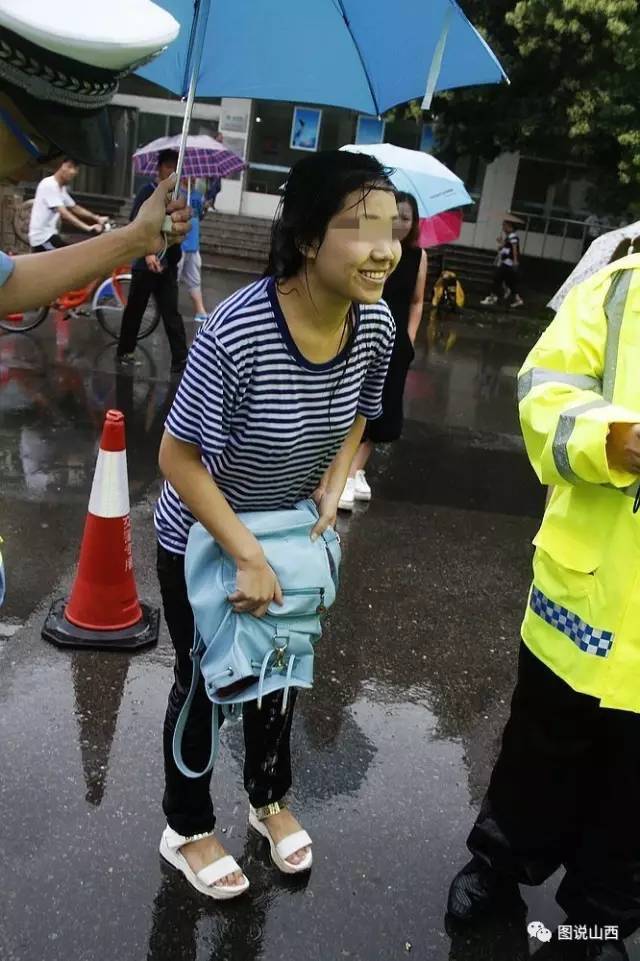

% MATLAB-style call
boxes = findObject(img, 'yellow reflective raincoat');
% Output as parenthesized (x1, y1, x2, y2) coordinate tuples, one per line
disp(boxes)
(518, 254, 640, 713)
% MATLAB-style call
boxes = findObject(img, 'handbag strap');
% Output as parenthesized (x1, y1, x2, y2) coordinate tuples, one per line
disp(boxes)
(172, 628, 222, 780)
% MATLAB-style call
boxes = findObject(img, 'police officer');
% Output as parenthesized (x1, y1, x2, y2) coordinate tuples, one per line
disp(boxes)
(447, 255, 640, 960)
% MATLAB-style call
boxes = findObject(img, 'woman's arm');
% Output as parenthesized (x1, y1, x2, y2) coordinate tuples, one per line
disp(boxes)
(158, 432, 283, 616)
(0, 174, 189, 315)
(311, 414, 367, 537)
(407, 250, 427, 345)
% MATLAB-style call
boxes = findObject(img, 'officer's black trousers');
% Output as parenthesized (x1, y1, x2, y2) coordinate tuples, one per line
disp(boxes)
(468, 643, 640, 937)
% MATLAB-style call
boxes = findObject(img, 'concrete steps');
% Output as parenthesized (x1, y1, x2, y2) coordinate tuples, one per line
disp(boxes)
(433, 245, 496, 289)
(200, 211, 272, 263)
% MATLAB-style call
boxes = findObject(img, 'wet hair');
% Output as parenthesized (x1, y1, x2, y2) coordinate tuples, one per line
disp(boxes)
(265, 149, 395, 280)
(158, 149, 179, 168)
(395, 191, 420, 249)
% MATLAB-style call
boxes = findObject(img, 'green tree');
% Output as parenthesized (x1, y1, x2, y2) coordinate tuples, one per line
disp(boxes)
(431, 0, 640, 215)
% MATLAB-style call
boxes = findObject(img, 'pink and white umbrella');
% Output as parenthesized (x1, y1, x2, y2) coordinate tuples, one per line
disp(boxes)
(418, 209, 463, 248)
(133, 134, 245, 178)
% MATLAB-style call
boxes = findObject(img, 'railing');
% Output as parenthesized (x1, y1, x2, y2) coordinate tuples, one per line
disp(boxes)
(510, 210, 590, 261)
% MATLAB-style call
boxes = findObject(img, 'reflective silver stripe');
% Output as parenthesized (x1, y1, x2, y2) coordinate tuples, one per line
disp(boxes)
(552, 398, 610, 483)
(603, 270, 632, 401)
(518, 368, 602, 404)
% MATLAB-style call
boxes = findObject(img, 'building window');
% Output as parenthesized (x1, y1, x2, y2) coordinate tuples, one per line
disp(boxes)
(246, 101, 357, 195)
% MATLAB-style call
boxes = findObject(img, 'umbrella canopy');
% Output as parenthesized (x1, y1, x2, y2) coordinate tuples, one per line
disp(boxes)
(132, 134, 245, 177)
(548, 221, 640, 312)
(340, 143, 472, 218)
(418, 210, 463, 249)
(137, 0, 507, 113)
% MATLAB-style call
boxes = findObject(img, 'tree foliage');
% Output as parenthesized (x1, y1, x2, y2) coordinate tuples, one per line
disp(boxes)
(429, 0, 640, 213)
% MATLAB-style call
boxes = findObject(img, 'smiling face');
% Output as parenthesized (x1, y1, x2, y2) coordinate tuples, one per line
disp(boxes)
(306, 186, 402, 304)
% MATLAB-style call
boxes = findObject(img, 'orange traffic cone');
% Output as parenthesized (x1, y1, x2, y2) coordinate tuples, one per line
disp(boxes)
(42, 409, 159, 650)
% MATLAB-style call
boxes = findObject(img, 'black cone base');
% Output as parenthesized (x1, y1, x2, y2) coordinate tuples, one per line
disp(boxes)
(42, 597, 159, 651)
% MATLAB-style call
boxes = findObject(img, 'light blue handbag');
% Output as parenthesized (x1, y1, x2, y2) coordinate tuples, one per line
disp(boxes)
(173, 499, 341, 778)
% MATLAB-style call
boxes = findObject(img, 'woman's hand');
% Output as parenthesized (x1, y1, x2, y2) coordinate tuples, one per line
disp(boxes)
(310, 483, 341, 541)
(228, 553, 284, 618)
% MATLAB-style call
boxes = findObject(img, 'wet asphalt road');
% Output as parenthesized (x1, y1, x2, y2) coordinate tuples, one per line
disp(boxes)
(0, 273, 636, 961)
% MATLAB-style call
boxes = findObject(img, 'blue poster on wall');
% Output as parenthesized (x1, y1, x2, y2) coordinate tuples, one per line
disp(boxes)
(356, 115, 386, 145)
(290, 107, 323, 152)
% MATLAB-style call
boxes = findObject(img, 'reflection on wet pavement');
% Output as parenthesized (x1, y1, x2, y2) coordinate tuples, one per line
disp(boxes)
(1, 276, 637, 960)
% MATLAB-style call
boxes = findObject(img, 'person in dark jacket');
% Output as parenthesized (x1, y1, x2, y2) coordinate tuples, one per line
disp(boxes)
(117, 149, 188, 373)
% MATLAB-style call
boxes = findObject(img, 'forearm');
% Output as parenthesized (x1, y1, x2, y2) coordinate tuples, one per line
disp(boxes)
(158, 433, 262, 564)
(0, 224, 146, 314)
(73, 205, 100, 223)
(60, 207, 92, 232)
(323, 415, 366, 491)
(408, 301, 424, 344)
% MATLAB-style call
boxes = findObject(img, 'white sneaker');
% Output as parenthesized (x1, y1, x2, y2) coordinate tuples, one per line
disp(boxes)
(509, 296, 524, 308)
(338, 478, 355, 511)
(353, 470, 371, 502)
(480, 294, 498, 306)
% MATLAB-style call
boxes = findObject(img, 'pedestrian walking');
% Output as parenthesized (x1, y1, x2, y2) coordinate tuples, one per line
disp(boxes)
(339, 191, 426, 509)
(154, 149, 399, 899)
(447, 255, 640, 961)
(481, 217, 524, 309)
(177, 182, 209, 323)
(116, 149, 188, 373)
(28, 158, 109, 251)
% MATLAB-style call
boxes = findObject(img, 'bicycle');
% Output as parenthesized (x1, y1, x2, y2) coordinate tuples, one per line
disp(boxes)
(0, 204, 160, 339)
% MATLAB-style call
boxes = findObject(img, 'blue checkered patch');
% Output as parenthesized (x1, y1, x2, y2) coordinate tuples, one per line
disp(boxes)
(530, 586, 614, 658)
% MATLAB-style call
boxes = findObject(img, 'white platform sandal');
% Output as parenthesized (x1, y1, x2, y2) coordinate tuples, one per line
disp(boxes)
(249, 801, 313, 875)
(160, 826, 250, 900)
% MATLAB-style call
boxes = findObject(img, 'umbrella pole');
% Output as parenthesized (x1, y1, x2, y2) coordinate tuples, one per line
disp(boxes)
(162, 0, 210, 233)
(174, 68, 198, 189)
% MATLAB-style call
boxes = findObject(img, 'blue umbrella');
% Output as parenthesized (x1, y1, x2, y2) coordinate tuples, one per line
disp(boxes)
(139, 0, 506, 112)
(140, 0, 506, 205)
(340, 144, 472, 218)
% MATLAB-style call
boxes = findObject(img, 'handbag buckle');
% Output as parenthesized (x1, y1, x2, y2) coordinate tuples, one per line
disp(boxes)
(272, 629, 289, 669)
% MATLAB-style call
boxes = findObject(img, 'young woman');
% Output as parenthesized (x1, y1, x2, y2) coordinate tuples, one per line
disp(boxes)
(154, 150, 401, 899)
(340, 191, 427, 508)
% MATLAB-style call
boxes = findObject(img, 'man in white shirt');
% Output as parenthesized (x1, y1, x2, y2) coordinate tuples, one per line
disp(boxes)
(28, 158, 108, 251)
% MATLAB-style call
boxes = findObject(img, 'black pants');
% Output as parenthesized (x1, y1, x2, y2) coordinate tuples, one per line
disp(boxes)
(157, 544, 298, 838)
(468, 643, 640, 937)
(492, 264, 520, 301)
(117, 267, 187, 365)
(364, 337, 414, 444)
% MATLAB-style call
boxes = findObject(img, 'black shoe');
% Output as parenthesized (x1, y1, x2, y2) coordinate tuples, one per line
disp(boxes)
(446, 856, 526, 924)
(584, 940, 629, 961)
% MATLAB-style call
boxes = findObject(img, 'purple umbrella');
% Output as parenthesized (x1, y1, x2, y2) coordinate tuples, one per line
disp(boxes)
(132, 133, 245, 178)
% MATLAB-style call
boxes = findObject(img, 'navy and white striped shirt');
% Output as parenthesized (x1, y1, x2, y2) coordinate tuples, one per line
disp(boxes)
(155, 276, 395, 553)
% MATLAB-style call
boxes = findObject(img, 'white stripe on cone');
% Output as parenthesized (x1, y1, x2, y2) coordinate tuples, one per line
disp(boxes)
(88, 449, 130, 518)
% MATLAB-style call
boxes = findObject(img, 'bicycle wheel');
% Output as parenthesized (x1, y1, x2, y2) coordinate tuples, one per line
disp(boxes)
(0, 305, 50, 333)
(93, 273, 160, 341)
